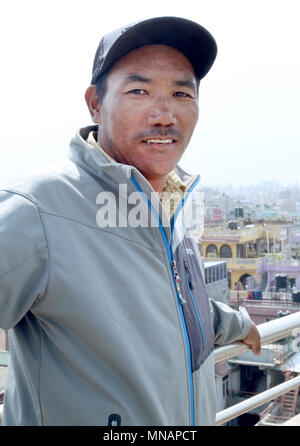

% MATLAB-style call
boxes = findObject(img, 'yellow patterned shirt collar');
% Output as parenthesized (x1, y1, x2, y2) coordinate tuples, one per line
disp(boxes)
(87, 131, 186, 219)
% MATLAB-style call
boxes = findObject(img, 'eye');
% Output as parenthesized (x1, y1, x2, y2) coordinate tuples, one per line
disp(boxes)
(174, 91, 192, 98)
(128, 89, 147, 95)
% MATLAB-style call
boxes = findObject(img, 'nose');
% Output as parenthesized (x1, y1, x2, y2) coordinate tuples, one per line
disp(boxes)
(147, 98, 177, 127)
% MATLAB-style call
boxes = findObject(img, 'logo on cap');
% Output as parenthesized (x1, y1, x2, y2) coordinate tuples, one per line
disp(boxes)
(121, 26, 132, 34)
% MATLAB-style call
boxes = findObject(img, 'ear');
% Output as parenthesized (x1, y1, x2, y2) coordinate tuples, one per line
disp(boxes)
(85, 85, 102, 123)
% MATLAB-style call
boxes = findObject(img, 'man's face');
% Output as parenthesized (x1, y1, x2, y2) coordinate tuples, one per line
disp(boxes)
(92, 44, 199, 183)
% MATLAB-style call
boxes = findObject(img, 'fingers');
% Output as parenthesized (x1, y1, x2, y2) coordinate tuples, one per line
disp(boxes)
(251, 341, 262, 356)
(242, 321, 262, 356)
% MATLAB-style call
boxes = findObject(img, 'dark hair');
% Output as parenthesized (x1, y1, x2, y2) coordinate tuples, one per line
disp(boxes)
(96, 70, 200, 104)
(96, 70, 110, 104)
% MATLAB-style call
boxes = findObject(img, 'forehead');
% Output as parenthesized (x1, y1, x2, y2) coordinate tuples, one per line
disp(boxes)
(108, 44, 196, 79)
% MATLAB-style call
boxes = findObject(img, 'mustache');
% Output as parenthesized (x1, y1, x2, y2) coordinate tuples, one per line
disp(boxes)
(136, 128, 182, 140)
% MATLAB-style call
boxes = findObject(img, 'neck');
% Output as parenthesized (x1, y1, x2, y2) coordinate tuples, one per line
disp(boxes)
(145, 175, 167, 195)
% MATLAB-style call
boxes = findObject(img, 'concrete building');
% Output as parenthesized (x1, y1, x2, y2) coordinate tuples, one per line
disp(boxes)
(203, 260, 229, 304)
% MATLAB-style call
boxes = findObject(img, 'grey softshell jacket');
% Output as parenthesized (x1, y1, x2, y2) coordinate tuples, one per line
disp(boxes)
(0, 126, 252, 426)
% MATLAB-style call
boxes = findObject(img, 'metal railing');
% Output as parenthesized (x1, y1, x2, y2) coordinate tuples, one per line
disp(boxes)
(1, 312, 300, 426)
(214, 311, 300, 363)
(215, 311, 300, 425)
(216, 375, 300, 425)
(243, 299, 300, 310)
(230, 293, 300, 310)
(204, 257, 259, 266)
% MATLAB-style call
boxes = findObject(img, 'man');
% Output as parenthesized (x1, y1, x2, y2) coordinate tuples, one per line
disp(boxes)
(0, 17, 260, 426)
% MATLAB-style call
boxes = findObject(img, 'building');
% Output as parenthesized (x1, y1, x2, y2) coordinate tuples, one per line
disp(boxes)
(199, 221, 295, 291)
(203, 260, 229, 304)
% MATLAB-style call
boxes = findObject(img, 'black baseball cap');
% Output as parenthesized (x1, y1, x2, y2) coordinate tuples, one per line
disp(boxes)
(91, 16, 217, 85)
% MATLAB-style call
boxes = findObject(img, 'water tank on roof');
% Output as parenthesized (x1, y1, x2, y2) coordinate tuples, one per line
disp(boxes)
(275, 274, 287, 289)
(292, 291, 300, 303)
(235, 207, 244, 218)
(227, 221, 237, 230)
(288, 277, 296, 287)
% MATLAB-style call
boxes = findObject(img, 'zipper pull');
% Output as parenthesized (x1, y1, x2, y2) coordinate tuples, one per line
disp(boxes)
(184, 259, 195, 290)
(171, 261, 187, 305)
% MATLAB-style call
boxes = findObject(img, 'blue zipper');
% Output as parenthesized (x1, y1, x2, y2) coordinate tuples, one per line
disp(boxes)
(130, 175, 195, 426)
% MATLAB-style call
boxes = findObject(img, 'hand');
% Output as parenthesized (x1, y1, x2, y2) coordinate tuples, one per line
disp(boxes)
(242, 321, 261, 356)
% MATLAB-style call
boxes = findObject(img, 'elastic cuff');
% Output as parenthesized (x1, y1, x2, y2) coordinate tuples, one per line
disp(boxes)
(238, 306, 253, 339)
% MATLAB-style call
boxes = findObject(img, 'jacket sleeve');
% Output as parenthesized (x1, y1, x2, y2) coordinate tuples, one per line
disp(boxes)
(0, 190, 48, 329)
(209, 298, 252, 346)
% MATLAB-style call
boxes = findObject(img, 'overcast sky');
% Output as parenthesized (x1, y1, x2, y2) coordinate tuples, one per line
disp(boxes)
(0, 0, 299, 189)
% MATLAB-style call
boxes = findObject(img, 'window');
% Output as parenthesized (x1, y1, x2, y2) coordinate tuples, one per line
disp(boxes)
(220, 263, 226, 280)
(236, 244, 244, 258)
(208, 267, 212, 284)
(206, 244, 218, 257)
(212, 267, 216, 283)
(220, 245, 232, 258)
(205, 268, 209, 284)
(222, 375, 229, 397)
(216, 265, 220, 281)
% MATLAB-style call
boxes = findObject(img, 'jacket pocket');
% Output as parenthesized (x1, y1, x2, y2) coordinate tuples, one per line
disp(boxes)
(183, 258, 206, 346)
(173, 237, 215, 372)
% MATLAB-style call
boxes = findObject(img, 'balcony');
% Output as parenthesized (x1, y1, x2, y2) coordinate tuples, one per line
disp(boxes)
(201, 226, 264, 244)
(215, 311, 300, 425)
(1, 312, 300, 426)
(230, 292, 300, 309)
(204, 257, 259, 271)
